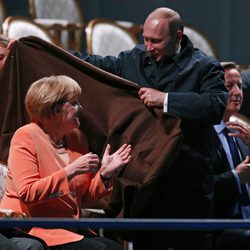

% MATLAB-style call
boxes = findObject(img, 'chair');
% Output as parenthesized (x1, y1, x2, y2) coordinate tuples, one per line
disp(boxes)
(2, 16, 57, 45)
(85, 18, 139, 56)
(116, 20, 143, 43)
(29, 0, 84, 50)
(0, 0, 6, 33)
(184, 25, 218, 58)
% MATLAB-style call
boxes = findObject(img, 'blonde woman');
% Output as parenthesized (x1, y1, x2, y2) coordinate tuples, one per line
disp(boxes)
(0, 75, 131, 249)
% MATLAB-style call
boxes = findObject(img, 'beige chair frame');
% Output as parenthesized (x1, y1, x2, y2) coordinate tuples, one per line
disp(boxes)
(28, 0, 84, 50)
(2, 16, 58, 45)
(85, 18, 139, 55)
(184, 24, 218, 58)
(29, 0, 84, 23)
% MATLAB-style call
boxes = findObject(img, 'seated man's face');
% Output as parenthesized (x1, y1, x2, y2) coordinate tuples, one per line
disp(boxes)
(224, 68, 243, 115)
(0, 45, 9, 69)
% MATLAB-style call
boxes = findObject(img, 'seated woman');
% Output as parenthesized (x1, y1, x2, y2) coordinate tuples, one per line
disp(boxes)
(0, 75, 131, 250)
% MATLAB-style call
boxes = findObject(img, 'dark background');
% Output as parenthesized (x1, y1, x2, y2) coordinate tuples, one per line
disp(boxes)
(3, 0, 250, 63)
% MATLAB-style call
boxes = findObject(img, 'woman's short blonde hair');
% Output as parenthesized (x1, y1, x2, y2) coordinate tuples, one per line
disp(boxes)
(25, 75, 81, 121)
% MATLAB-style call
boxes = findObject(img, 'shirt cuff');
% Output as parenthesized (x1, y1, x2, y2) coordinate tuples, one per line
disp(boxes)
(232, 169, 243, 193)
(163, 93, 168, 113)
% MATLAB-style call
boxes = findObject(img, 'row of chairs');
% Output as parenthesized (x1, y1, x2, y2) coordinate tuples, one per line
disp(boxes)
(0, 0, 84, 51)
(0, 0, 218, 57)
(1, 15, 218, 58)
(2, 15, 83, 51)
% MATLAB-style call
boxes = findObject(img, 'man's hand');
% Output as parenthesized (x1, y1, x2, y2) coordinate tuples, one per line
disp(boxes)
(226, 121, 250, 146)
(138, 87, 165, 108)
(235, 156, 250, 183)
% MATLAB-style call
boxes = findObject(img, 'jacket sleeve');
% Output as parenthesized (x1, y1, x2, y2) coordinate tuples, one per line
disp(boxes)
(214, 170, 239, 202)
(81, 171, 112, 207)
(72, 50, 123, 77)
(167, 57, 228, 124)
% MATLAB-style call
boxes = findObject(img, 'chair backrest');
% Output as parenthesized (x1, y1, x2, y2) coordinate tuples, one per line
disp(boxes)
(29, 0, 83, 23)
(0, 0, 6, 33)
(29, 0, 84, 50)
(184, 25, 218, 58)
(2, 16, 57, 45)
(116, 20, 143, 42)
(86, 20, 217, 58)
(86, 18, 139, 56)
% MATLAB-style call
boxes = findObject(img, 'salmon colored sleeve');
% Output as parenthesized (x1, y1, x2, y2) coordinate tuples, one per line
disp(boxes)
(81, 171, 112, 207)
(8, 129, 71, 204)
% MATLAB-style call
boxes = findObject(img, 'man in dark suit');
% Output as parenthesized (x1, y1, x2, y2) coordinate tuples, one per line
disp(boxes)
(212, 62, 250, 250)
(73, 7, 228, 250)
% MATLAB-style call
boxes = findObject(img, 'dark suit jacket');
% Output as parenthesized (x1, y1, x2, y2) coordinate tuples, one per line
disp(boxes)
(77, 35, 228, 220)
(211, 127, 250, 219)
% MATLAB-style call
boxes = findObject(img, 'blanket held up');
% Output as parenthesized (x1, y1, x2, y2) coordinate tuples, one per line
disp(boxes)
(0, 37, 182, 218)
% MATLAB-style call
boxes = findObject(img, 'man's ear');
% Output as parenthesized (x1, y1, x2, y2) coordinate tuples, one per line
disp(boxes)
(176, 30, 183, 42)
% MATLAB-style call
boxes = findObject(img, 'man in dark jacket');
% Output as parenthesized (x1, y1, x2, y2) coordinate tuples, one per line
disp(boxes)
(74, 7, 228, 250)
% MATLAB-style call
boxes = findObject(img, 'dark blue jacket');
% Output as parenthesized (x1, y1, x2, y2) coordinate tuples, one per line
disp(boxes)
(73, 35, 228, 219)
(77, 35, 227, 123)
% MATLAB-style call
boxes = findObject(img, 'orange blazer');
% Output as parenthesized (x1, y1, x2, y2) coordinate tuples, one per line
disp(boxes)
(0, 123, 110, 246)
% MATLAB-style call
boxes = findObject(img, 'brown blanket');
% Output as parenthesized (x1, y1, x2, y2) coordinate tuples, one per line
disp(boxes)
(0, 37, 182, 217)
